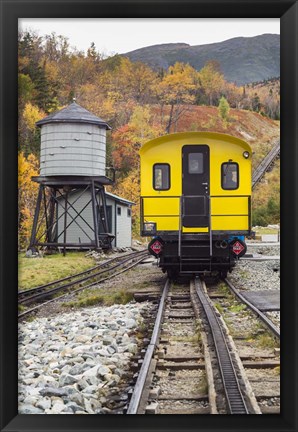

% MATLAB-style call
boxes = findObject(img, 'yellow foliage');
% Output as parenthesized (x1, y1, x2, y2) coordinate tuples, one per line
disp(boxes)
(22, 103, 45, 131)
(18, 152, 40, 249)
(156, 62, 197, 105)
(199, 61, 225, 105)
(43, 59, 59, 82)
(110, 169, 141, 236)
(129, 106, 162, 144)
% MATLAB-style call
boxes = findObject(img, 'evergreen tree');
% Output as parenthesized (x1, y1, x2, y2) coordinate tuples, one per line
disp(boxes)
(218, 96, 230, 121)
(252, 93, 261, 112)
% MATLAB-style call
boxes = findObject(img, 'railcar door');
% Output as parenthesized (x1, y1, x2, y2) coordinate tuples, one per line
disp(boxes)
(182, 145, 210, 227)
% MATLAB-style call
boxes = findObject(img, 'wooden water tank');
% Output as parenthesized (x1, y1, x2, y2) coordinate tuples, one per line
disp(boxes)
(36, 102, 111, 176)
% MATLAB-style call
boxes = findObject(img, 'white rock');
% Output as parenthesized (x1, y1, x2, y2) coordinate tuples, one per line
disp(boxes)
(97, 365, 111, 377)
(82, 365, 100, 378)
(59, 373, 78, 386)
(82, 385, 98, 394)
(19, 404, 44, 414)
(126, 318, 137, 328)
(36, 397, 51, 410)
(23, 395, 39, 405)
(50, 403, 65, 414)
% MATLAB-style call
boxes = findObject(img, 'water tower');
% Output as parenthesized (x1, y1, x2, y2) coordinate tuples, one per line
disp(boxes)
(28, 101, 115, 254)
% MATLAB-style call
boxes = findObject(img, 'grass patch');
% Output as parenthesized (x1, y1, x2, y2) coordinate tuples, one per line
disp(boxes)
(172, 334, 201, 343)
(214, 302, 224, 314)
(217, 283, 230, 296)
(18, 252, 96, 289)
(62, 289, 134, 309)
(229, 303, 247, 313)
(244, 321, 280, 349)
(254, 227, 279, 235)
(198, 376, 208, 395)
(238, 270, 250, 278)
(131, 280, 156, 291)
(255, 333, 278, 349)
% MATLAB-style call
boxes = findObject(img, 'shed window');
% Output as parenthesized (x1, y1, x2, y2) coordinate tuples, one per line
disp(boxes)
(117, 207, 121, 216)
(153, 164, 170, 190)
(188, 153, 203, 174)
(127, 208, 131, 217)
(221, 162, 239, 190)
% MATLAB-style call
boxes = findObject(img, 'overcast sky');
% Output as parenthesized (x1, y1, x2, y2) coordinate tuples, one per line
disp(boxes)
(19, 18, 280, 55)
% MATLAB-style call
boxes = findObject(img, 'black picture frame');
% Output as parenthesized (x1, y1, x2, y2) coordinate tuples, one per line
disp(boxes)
(1, 1, 297, 431)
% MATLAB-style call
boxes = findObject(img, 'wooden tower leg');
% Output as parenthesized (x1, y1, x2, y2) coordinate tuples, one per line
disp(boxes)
(47, 188, 56, 244)
(28, 184, 43, 252)
(63, 191, 68, 256)
(91, 180, 100, 250)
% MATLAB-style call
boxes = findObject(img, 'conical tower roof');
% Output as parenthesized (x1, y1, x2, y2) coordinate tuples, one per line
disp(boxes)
(36, 102, 111, 129)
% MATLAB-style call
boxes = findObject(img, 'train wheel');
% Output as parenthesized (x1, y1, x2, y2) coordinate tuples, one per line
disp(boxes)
(220, 271, 228, 279)
(167, 270, 179, 281)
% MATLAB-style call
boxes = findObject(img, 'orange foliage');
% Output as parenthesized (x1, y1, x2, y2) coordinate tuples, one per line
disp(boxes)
(112, 124, 140, 173)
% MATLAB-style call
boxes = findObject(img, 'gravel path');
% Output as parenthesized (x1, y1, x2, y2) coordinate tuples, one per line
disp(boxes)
(18, 302, 152, 414)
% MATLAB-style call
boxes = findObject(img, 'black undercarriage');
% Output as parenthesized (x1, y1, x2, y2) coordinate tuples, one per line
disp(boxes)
(148, 233, 247, 279)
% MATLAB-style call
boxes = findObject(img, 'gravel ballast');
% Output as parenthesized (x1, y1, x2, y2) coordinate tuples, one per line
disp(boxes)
(229, 241, 280, 329)
(229, 242, 280, 292)
(18, 302, 152, 414)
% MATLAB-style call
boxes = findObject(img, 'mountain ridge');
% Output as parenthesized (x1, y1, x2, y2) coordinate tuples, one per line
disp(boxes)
(123, 34, 280, 85)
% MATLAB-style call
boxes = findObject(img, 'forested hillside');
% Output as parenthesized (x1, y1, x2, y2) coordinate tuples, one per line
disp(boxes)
(18, 31, 280, 248)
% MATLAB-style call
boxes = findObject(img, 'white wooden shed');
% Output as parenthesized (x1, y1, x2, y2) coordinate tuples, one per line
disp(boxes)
(56, 190, 134, 249)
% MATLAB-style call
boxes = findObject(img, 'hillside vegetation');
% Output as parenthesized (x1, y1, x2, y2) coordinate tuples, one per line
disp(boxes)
(18, 31, 280, 248)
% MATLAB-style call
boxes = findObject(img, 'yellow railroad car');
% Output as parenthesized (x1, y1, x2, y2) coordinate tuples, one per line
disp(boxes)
(140, 132, 252, 278)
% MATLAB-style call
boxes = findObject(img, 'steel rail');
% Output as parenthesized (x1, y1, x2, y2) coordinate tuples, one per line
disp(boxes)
(252, 140, 280, 189)
(19, 250, 146, 296)
(224, 278, 280, 338)
(18, 254, 148, 319)
(194, 277, 249, 414)
(19, 251, 147, 305)
(127, 279, 170, 414)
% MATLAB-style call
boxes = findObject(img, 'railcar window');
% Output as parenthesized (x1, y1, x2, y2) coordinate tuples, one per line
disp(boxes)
(153, 164, 170, 190)
(221, 162, 239, 189)
(188, 153, 203, 174)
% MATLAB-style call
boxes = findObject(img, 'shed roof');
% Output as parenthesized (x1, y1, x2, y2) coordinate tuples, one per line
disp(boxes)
(36, 102, 111, 129)
(106, 192, 135, 206)
(56, 190, 135, 206)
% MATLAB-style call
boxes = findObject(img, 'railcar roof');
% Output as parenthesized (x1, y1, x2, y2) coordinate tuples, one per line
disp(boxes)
(140, 132, 251, 153)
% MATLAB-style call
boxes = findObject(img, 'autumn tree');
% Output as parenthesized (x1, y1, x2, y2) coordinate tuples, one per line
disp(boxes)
(198, 60, 225, 106)
(110, 168, 141, 237)
(97, 57, 156, 108)
(18, 102, 45, 155)
(155, 62, 198, 133)
(112, 105, 161, 175)
(221, 82, 242, 108)
(19, 31, 60, 113)
(18, 152, 40, 249)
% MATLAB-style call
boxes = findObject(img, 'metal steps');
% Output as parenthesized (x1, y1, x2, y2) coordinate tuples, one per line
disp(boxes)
(178, 195, 213, 274)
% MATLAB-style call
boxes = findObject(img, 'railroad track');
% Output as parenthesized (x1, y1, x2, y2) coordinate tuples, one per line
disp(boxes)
(18, 249, 148, 319)
(205, 277, 280, 414)
(224, 278, 280, 338)
(127, 277, 257, 414)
